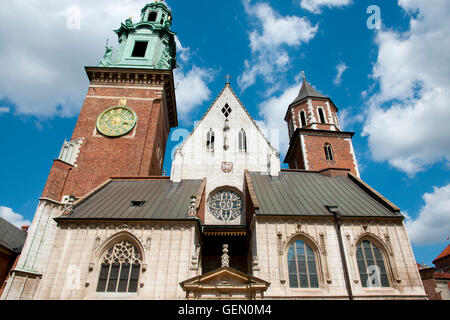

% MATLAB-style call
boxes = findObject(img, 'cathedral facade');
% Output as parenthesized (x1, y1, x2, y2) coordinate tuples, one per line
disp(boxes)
(1, 2, 426, 300)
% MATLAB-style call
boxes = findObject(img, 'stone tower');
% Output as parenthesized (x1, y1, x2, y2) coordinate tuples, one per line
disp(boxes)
(284, 74, 360, 177)
(1, 2, 178, 299)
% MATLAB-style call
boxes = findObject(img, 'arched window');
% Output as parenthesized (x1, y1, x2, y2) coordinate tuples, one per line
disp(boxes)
(287, 240, 319, 288)
(324, 144, 334, 161)
(318, 108, 326, 124)
(238, 129, 247, 152)
(206, 129, 215, 152)
(96, 240, 142, 293)
(356, 240, 390, 288)
(299, 110, 307, 127)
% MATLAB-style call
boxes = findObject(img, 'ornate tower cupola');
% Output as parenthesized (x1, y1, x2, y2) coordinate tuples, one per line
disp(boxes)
(284, 74, 360, 177)
(98, 1, 176, 70)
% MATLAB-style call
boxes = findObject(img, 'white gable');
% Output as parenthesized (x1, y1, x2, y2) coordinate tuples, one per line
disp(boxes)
(171, 84, 280, 225)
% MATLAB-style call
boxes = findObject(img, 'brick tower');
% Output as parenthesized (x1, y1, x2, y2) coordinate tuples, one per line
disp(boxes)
(2, 2, 178, 296)
(284, 74, 360, 176)
(43, 2, 178, 202)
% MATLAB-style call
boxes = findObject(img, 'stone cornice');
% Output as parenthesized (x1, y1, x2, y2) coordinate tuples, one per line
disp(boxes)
(85, 66, 177, 128)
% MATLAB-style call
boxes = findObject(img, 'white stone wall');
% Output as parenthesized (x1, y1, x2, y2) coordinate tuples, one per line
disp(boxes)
(252, 217, 426, 299)
(436, 280, 450, 300)
(171, 85, 279, 225)
(33, 221, 200, 300)
(1, 199, 62, 300)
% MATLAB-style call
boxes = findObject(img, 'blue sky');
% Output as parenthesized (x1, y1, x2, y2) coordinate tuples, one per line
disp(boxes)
(0, 0, 449, 266)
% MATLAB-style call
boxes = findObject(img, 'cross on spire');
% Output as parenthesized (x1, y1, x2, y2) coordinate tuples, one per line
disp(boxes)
(301, 70, 306, 80)
(225, 74, 232, 84)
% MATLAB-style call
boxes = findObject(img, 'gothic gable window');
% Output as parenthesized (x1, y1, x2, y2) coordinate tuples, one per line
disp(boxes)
(318, 108, 326, 124)
(356, 240, 390, 288)
(208, 189, 243, 222)
(324, 144, 334, 161)
(96, 240, 142, 293)
(287, 240, 319, 288)
(299, 110, 307, 127)
(238, 129, 247, 152)
(221, 103, 232, 118)
(206, 128, 215, 152)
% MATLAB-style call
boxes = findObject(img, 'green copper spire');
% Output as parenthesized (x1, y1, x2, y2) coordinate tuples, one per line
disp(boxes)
(97, 1, 177, 70)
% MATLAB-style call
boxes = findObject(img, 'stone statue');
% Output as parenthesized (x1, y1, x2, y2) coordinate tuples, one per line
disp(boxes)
(97, 46, 114, 67)
(221, 244, 230, 267)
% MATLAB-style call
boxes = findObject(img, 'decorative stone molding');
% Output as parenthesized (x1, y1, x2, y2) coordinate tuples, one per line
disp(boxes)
(384, 233, 394, 256)
(187, 196, 197, 217)
(190, 243, 201, 271)
(319, 232, 327, 256)
(252, 256, 260, 272)
(145, 237, 152, 251)
(277, 232, 283, 256)
(221, 244, 230, 268)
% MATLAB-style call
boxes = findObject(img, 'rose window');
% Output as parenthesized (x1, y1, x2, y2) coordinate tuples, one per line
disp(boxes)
(208, 190, 243, 222)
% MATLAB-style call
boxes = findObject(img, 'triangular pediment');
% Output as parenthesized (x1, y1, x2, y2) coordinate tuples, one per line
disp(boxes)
(177, 84, 277, 152)
(180, 267, 269, 290)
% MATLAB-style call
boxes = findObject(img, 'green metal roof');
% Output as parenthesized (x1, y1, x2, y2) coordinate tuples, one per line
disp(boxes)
(249, 171, 403, 218)
(58, 179, 203, 221)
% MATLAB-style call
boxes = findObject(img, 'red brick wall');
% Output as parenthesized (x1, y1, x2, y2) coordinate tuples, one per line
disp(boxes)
(287, 132, 358, 175)
(289, 99, 339, 133)
(287, 136, 305, 170)
(303, 134, 357, 175)
(41, 160, 73, 201)
(41, 83, 171, 201)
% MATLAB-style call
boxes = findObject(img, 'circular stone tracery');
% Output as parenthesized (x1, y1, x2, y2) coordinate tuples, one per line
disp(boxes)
(208, 190, 243, 222)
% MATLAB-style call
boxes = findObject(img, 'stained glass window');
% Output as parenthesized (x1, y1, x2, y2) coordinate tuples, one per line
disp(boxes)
(287, 240, 319, 288)
(208, 190, 243, 222)
(356, 240, 389, 287)
(96, 240, 142, 293)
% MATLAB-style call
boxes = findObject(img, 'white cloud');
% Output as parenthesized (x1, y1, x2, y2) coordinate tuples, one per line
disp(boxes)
(172, 36, 213, 124)
(175, 36, 191, 63)
(338, 107, 363, 131)
(174, 67, 213, 123)
(0, 206, 31, 229)
(405, 184, 450, 245)
(0, 107, 9, 114)
(258, 83, 301, 154)
(333, 62, 348, 85)
(0, 0, 183, 119)
(300, 0, 352, 14)
(238, 0, 317, 91)
(362, 0, 450, 175)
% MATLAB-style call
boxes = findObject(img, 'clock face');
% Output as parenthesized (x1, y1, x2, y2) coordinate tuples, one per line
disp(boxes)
(96, 107, 137, 137)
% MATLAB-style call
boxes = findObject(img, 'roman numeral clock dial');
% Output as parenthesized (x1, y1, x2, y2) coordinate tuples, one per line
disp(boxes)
(96, 106, 137, 137)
